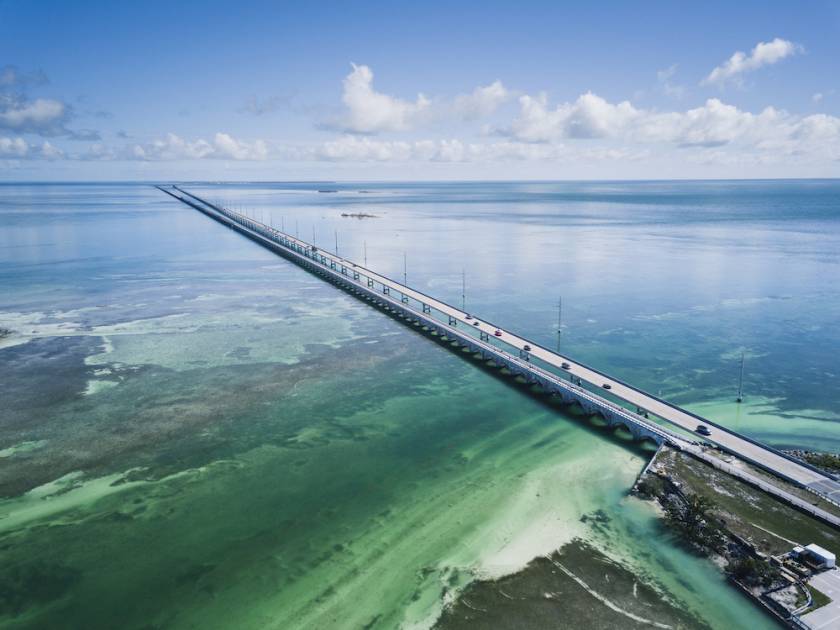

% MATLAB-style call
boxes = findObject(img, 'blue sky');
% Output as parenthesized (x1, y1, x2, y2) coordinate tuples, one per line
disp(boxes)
(1, 0, 839, 180)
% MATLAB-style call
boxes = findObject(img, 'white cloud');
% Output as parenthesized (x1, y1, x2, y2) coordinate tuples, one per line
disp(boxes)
(303, 135, 648, 164)
(0, 67, 97, 139)
(0, 97, 68, 134)
(510, 92, 640, 142)
(812, 92, 824, 104)
(213, 132, 268, 160)
(136, 132, 267, 160)
(339, 63, 430, 133)
(0, 136, 63, 159)
(84, 132, 269, 161)
(703, 38, 802, 86)
(501, 90, 840, 163)
(453, 80, 509, 119)
(334, 65, 508, 132)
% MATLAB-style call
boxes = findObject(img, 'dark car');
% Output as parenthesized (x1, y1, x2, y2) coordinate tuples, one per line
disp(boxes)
(465, 314, 473, 320)
(695, 424, 711, 436)
(494, 330, 503, 337)
(561, 362, 570, 369)
(602, 383, 612, 390)
(523, 344, 531, 351)
(473, 321, 480, 326)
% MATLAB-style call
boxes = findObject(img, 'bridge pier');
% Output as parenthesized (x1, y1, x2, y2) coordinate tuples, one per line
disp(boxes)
(165, 186, 681, 454)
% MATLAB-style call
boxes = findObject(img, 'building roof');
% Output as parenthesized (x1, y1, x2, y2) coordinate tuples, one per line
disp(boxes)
(805, 543, 836, 561)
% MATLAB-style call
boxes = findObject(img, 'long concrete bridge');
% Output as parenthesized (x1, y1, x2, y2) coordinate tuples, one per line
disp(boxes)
(158, 185, 840, 523)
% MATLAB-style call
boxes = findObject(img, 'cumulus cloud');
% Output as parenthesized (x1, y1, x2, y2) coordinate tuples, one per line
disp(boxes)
(0, 136, 63, 159)
(330, 65, 511, 131)
(453, 80, 509, 119)
(0, 66, 98, 139)
(301, 135, 648, 164)
(500, 90, 840, 162)
(338, 63, 430, 133)
(0, 95, 70, 135)
(86, 132, 269, 161)
(510, 92, 640, 142)
(703, 38, 802, 86)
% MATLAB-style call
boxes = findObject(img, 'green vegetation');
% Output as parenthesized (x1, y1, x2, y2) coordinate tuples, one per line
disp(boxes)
(803, 453, 840, 473)
(634, 474, 666, 498)
(653, 448, 840, 557)
(726, 557, 777, 589)
(808, 585, 832, 612)
(662, 492, 725, 552)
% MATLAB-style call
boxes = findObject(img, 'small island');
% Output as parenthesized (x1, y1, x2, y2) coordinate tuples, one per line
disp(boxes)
(340, 212, 378, 219)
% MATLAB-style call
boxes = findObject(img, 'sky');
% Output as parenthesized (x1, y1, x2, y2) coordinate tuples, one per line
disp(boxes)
(1, 0, 839, 180)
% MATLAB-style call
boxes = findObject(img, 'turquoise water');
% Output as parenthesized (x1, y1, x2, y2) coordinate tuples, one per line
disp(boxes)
(1, 180, 838, 628)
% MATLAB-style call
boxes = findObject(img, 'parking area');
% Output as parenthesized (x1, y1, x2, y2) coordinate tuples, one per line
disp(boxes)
(801, 568, 840, 629)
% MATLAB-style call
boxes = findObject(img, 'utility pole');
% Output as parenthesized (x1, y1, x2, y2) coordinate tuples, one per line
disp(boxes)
(312, 226, 316, 245)
(295, 220, 299, 238)
(403, 252, 407, 285)
(281, 216, 285, 232)
(335, 230, 339, 255)
(557, 296, 562, 353)
(461, 269, 466, 312)
(736, 351, 745, 403)
(364, 241, 367, 267)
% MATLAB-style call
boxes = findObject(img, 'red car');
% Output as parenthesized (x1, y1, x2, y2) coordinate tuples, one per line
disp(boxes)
(494, 330, 502, 337)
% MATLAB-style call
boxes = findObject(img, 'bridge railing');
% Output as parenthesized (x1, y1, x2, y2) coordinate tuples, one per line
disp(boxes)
(183, 191, 693, 448)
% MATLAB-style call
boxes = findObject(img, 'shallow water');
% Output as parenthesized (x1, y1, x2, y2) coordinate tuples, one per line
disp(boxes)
(2, 180, 838, 628)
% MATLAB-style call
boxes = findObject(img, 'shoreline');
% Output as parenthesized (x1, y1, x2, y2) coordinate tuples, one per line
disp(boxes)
(633, 445, 840, 628)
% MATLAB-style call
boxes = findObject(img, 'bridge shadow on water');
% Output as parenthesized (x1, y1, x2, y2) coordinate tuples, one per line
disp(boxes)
(302, 260, 659, 465)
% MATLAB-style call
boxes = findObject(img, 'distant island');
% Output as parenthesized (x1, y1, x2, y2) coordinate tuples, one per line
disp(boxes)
(341, 212, 378, 219)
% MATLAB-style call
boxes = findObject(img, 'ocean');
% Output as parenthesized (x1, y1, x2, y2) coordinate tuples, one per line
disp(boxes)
(1, 179, 838, 628)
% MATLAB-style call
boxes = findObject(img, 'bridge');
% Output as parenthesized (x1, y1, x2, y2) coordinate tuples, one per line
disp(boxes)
(158, 185, 840, 524)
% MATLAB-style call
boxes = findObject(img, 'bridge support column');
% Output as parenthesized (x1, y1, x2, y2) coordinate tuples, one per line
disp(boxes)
(448, 316, 457, 325)
(383, 286, 390, 295)
(422, 303, 431, 313)
(353, 271, 360, 280)
(480, 331, 489, 341)
(368, 278, 374, 287)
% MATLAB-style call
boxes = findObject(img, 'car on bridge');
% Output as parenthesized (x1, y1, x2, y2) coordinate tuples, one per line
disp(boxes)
(494, 330, 503, 337)
(561, 362, 570, 369)
(695, 424, 712, 436)
(602, 383, 612, 390)
(523, 344, 531, 351)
